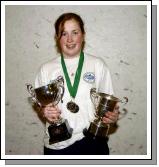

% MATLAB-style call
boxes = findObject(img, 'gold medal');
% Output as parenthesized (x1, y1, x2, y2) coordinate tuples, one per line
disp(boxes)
(67, 101, 79, 113)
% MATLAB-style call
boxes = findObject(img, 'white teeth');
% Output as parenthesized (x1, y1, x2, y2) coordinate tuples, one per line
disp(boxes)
(66, 44, 76, 49)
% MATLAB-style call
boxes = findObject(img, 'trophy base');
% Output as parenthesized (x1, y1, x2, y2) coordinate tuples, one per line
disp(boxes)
(48, 119, 72, 144)
(87, 121, 109, 139)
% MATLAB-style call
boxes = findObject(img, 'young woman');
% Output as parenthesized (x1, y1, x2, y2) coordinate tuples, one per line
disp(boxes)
(35, 13, 119, 155)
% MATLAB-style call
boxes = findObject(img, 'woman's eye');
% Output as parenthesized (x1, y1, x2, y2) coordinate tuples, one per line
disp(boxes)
(62, 32, 67, 36)
(73, 31, 78, 35)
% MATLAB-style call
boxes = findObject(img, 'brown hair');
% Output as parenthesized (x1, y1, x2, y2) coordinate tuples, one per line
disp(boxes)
(54, 12, 85, 53)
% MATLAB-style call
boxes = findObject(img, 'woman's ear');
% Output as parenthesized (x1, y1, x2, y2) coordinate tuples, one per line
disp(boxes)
(83, 34, 85, 41)
(82, 34, 86, 50)
(54, 34, 58, 41)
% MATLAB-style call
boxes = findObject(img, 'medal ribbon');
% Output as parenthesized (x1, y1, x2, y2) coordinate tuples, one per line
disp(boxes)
(61, 51, 84, 98)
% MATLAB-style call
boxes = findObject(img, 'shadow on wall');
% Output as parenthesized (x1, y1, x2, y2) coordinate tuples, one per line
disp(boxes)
(27, 97, 46, 124)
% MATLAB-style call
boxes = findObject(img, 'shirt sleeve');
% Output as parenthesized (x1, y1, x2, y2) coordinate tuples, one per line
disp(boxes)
(34, 65, 47, 88)
(95, 58, 114, 95)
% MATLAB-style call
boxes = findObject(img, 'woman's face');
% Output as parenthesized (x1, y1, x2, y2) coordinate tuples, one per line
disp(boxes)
(59, 19, 84, 58)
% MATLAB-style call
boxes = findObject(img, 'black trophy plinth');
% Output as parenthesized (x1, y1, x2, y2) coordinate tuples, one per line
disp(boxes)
(87, 122, 109, 138)
(48, 121, 72, 144)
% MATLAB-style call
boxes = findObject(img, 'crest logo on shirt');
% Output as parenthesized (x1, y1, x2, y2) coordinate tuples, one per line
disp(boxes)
(83, 72, 95, 83)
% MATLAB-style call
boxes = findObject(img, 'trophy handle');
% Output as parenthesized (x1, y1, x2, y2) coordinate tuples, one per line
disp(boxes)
(117, 97, 128, 120)
(120, 97, 128, 104)
(52, 76, 65, 106)
(26, 83, 42, 107)
(118, 108, 128, 120)
(90, 88, 100, 117)
(57, 76, 65, 103)
(51, 76, 64, 124)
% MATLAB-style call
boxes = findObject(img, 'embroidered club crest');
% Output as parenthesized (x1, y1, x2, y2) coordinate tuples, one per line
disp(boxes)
(83, 72, 95, 83)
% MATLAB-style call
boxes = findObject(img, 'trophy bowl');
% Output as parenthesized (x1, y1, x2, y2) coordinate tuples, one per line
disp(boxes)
(26, 76, 73, 144)
(33, 83, 59, 106)
(87, 88, 128, 138)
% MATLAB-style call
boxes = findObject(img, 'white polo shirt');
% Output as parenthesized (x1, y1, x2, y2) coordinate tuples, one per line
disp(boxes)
(35, 52, 114, 150)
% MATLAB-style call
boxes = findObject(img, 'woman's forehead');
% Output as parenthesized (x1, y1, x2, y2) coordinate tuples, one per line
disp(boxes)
(63, 19, 80, 30)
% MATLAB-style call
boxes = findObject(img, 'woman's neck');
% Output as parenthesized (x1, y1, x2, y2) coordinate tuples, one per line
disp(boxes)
(62, 52, 81, 59)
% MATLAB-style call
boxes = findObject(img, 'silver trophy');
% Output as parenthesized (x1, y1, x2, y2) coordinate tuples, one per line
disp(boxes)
(87, 88, 128, 138)
(26, 76, 72, 144)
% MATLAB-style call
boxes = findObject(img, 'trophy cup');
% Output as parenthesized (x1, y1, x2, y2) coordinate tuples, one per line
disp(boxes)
(26, 76, 73, 144)
(87, 88, 128, 138)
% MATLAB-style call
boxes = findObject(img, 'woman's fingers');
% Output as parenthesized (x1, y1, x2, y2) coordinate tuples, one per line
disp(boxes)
(42, 104, 61, 123)
(102, 111, 119, 124)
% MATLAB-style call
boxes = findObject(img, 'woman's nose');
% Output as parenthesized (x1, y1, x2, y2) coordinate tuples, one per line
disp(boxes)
(67, 35, 73, 42)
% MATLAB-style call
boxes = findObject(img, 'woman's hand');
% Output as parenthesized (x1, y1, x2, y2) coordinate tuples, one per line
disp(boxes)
(41, 103, 61, 123)
(102, 104, 119, 124)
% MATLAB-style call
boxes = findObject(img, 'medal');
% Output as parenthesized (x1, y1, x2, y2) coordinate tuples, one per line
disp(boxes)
(67, 101, 79, 113)
(61, 51, 84, 113)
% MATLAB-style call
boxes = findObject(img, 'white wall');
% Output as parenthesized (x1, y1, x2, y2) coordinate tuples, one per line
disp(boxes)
(5, 5, 147, 155)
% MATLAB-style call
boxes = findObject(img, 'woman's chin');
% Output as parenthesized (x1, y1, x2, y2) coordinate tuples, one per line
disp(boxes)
(63, 50, 80, 58)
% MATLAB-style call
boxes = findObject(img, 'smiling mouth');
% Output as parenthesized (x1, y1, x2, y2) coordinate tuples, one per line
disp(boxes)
(66, 44, 76, 49)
